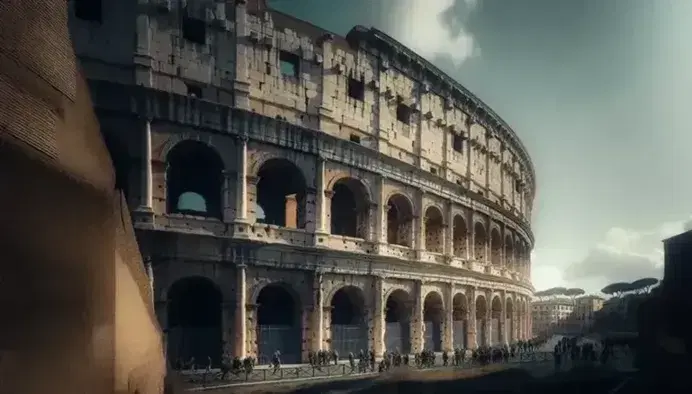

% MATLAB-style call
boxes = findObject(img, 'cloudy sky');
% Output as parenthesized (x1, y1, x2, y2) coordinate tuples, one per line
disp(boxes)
(268, 0, 692, 294)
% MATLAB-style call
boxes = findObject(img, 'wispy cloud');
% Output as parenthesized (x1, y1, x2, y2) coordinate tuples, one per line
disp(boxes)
(388, 0, 480, 67)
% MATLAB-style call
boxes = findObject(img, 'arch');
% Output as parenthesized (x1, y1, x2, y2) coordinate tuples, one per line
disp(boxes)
(256, 158, 308, 229)
(506, 298, 515, 343)
(473, 222, 487, 262)
(490, 295, 503, 346)
(330, 177, 371, 238)
(504, 234, 514, 271)
(166, 140, 224, 218)
(490, 228, 502, 267)
(452, 292, 469, 348)
(515, 242, 525, 275)
(166, 276, 223, 368)
(330, 286, 368, 357)
(475, 294, 487, 346)
(102, 133, 132, 202)
(256, 283, 302, 364)
(423, 292, 444, 351)
(386, 194, 414, 247)
(452, 215, 468, 258)
(424, 206, 444, 253)
(384, 289, 412, 354)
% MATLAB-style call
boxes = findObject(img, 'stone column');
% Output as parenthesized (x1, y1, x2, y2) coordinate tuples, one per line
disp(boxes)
(467, 288, 477, 349)
(485, 132, 491, 190)
(314, 157, 328, 234)
(222, 170, 236, 222)
(301, 307, 312, 362)
(499, 291, 506, 346)
(371, 277, 385, 357)
(375, 177, 387, 246)
(443, 284, 454, 351)
(415, 213, 425, 254)
(246, 304, 257, 358)
(322, 306, 333, 351)
(234, 264, 247, 358)
(136, 118, 153, 214)
(311, 273, 324, 351)
(444, 201, 454, 258)
(236, 137, 249, 222)
(411, 281, 423, 354)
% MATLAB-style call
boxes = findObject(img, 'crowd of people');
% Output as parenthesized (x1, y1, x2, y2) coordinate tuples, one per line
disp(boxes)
(177, 337, 555, 383)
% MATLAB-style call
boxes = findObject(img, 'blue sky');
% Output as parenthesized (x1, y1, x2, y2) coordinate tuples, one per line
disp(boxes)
(268, 0, 692, 293)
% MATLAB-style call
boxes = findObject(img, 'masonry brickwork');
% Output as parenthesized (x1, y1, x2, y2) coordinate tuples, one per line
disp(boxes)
(68, 0, 536, 363)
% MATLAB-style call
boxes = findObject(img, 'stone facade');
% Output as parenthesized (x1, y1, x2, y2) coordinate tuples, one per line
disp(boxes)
(68, 0, 535, 364)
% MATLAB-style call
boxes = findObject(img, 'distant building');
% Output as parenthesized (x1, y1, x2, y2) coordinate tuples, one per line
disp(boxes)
(574, 295, 605, 331)
(531, 298, 575, 336)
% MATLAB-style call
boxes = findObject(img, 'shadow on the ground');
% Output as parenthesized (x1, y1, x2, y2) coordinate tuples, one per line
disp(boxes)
(286, 365, 628, 394)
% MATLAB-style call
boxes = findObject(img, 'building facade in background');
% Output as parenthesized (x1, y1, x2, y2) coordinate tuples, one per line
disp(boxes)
(68, 0, 536, 365)
(532, 295, 604, 336)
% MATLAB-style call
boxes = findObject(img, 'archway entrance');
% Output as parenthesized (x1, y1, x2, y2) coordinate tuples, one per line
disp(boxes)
(166, 140, 224, 218)
(386, 194, 414, 247)
(167, 277, 222, 368)
(256, 159, 307, 228)
(384, 289, 412, 354)
(424, 207, 444, 253)
(491, 296, 502, 346)
(474, 222, 487, 262)
(330, 178, 370, 238)
(330, 286, 368, 357)
(423, 292, 444, 351)
(452, 293, 468, 349)
(475, 295, 487, 347)
(256, 284, 302, 364)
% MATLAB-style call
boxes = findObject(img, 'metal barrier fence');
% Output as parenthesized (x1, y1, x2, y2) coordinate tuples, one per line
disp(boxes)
(184, 351, 558, 386)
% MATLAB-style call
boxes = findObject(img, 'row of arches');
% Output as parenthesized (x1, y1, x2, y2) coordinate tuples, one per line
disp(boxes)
(165, 276, 529, 366)
(111, 139, 531, 267)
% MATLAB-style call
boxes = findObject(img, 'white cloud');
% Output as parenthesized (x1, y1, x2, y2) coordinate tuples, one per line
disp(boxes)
(388, 0, 480, 67)
(563, 218, 692, 291)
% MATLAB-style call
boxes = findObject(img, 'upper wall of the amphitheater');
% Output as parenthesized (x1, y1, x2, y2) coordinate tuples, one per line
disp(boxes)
(67, 0, 536, 223)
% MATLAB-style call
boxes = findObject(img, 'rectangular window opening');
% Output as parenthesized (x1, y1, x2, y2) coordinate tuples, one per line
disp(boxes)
(186, 84, 203, 98)
(183, 14, 207, 45)
(452, 134, 464, 153)
(430, 167, 438, 175)
(348, 78, 365, 101)
(396, 102, 412, 124)
(349, 134, 362, 144)
(74, 0, 103, 23)
(279, 51, 300, 78)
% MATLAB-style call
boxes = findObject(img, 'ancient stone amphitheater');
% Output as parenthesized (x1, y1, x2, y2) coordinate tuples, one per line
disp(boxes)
(68, 0, 535, 365)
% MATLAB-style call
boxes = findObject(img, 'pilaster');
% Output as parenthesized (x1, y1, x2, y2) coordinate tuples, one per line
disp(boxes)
(443, 283, 454, 351)
(314, 157, 327, 235)
(234, 264, 247, 358)
(371, 277, 385, 357)
(311, 272, 324, 351)
(467, 287, 477, 349)
(444, 201, 454, 258)
(134, 118, 154, 222)
(235, 136, 249, 222)
(411, 280, 423, 353)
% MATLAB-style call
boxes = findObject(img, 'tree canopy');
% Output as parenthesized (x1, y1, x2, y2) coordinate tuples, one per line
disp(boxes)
(601, 277, 660, 296)
(534, 286, 585, 299)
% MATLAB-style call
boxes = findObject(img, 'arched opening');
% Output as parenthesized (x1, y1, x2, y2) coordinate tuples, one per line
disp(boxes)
(506, 299, 515, 343)
(452, 215, 468, 258)
(517, 242, 526, 276)
(490, 296, 503, 346)
(504, 235, 514, 271)
(475, 295, 487, 347)
(166, 140, 224, 218)
(330, 178, 370, 238)
(102, 133, 132, 202)
(424, 206, 444, 253)
(473, 222, 487, 262)
(384, 289, 412, 353)
(256, 284, 302, 364)
(423, 292, 444, 352)
(386, 194, 414, 247)
(452, 293, 468, 349)
(330, 286, 368, 357)
(167, 277, 223, 368)
(490, 228, 502, 267)
(256, 159, 307, 228)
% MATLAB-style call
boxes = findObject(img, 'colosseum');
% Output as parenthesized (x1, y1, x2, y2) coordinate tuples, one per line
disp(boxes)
(68, 0, 535, 365)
